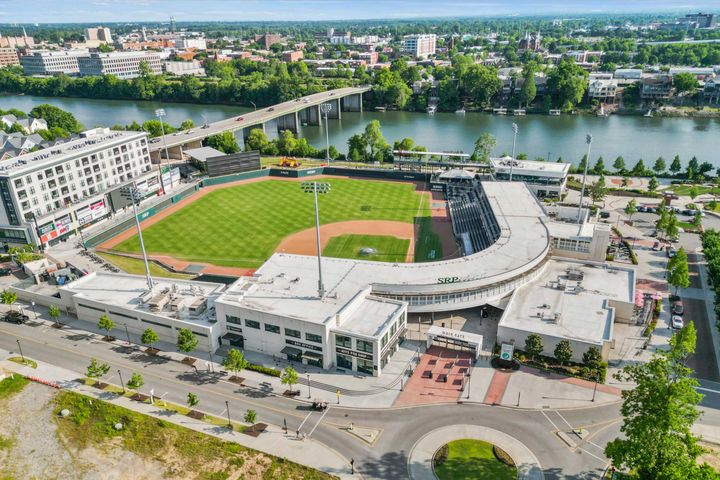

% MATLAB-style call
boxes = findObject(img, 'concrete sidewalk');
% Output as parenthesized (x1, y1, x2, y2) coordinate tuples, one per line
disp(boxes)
(0, 351, 359, 479)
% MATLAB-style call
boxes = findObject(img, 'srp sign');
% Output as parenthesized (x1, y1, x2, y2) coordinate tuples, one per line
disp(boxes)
(437, 276, 460, 284)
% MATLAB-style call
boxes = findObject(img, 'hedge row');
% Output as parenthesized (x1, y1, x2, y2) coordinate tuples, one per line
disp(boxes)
(700, 230, 720, 333)
(246, 364, 282, 377)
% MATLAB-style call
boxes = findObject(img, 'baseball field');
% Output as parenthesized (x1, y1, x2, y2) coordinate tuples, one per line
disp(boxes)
(108, 177, 446, 270)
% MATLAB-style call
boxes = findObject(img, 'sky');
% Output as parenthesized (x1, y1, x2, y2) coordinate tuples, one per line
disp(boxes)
(2, 0, 719, 24)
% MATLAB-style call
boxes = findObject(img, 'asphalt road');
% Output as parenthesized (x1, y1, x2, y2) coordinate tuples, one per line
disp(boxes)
(3, 314, 720, 479)
(150, 86, 371, 151)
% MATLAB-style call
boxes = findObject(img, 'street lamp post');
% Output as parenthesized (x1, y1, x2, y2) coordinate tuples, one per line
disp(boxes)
(307, 373, 311, 399)
(118, 369, 125, 394)
(124, 323, 131, 345)
(154, 108, 171, 162)
(592, 374, 599, 402)
(466, 373, 471, 399)
(208, 349, 215, 374)
(30, 301, 36, 320)
(225, 400, 232, 428)
(16, 339, 24, 363)
(509, 123, 519, 182)
(250, 101, 257, 111)
(300, 182, 332, 298)
(121, 186, 154, 290)
(577, 134, 593, 224)
(320, 103, 332, 163)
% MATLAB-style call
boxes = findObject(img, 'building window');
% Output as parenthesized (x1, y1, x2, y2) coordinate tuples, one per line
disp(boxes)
(335, 334, 352, 348)
(285, 328, 300, 338)
(245, 319, 260, 329)
(336, 353, 353, 370)
(305, 333, 322, 343)
(357, 340, 373, 353)
(381, 332, 389, 349)
(357, 358, 374, 375)
(264, 323, 280, 334)
(226, 315, 241, 325)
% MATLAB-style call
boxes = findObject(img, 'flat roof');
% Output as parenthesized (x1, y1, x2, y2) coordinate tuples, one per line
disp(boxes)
(499, 260, 635, 346)
(184, 146, 224, 162)
(63, 272, 225, 327)
(0, 129, 145, 177)
(491, 157, 570, 177)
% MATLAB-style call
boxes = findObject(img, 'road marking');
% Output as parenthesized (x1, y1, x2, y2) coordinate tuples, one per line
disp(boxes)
(697, 386, 720, 394)
(579, 446, 608, 463)
(297, 411, 314, 432)
(585, 439, 605, 450)
(554, 410, 575, 432)
(541, 410, 560, 431)
(307, 407, 331, 438)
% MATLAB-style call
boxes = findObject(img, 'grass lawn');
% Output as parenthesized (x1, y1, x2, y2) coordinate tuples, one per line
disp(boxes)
(97, 252, 195, 280)
(54, 390, 332, 480)
(434, 439, 516, 480)
(0, 375, 29, 400)
(670, 184, 720, 197)
(113, 178, 430, 268)
(323, 234, 410, 263)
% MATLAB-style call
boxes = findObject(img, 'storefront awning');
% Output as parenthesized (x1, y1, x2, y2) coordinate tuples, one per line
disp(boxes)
(301, 351, 323, 361)
(222, 333, 243, 341)
(281, 346, 302, 356)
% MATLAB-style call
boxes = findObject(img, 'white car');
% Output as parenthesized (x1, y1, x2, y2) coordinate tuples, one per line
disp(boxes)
(671, 315, 684, 329)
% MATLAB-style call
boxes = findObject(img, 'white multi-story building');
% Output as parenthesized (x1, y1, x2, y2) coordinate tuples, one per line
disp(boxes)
(402, 34, 436, 58)
(0, 128, 156, 246)
(78, 52, 162, 79)
(85, 27, 112, 43)
(20, 50, 90, 76)
(163, 60, 205, 76)
(490, 157, 570, 199)
(174, 38, 207, 50)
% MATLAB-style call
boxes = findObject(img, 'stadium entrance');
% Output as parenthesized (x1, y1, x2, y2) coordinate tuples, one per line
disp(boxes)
(426, 325, 483, 359)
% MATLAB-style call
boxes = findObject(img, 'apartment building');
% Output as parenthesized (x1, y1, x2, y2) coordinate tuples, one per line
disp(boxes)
(641, 75, 673, 100)
(0, 128, 155, 246)
(358, 51, 378, 64)
(282, 50, 304, 62)
(20, 50, 90, 76)
(587, 74, 618, 102)
(0, 48, 19, 67)
(85, 27, 113, 43)
(78, 52, 162, 79)
(0, 35, 34, 49)
(402, 34, 437, 58)
(174, 38, 207, 50)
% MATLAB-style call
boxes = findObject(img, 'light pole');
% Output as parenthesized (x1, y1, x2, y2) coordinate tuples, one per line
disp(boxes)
(154, 108, 171, 162)
(225, 400, 232, 428)
(300, 181, 332, 298)
(509, 123, 519, 182)
(466, 373, 471, 399)
(208, 349, 215, 373)
(121, 186, 154, 290)
(16, 339, 24, 363)
(123, 323, 131, 345)
(250, 101, 257, 111)
(592, 373, 599, 402)
(30, 301, 36, 320)
(577, 134, 593, 224)
(320, 103, 332, 163)
(118, 369, 125, 394)
(307, 373, 311, 399)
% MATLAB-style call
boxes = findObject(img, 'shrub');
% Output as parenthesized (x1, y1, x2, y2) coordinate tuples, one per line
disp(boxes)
(246, 364, 281, 377)
(493, 445, 516, 467)
(433, 444, 449, 467)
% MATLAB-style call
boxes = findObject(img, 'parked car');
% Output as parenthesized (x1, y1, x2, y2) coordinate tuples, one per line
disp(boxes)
(638, 206, 647, 213)
(672, 300, 684, 316)
(2, 311, 28, 324)
(0, 267, 12, 276)
(652, 241, 660, 251)
(150, 137, 160, 143)
(599, 211, 610, 219)
(646, 207, 656, 213)
(236, 116, 244, 121)
(667, 247, 677, 258)
(671, 315, 684, 329)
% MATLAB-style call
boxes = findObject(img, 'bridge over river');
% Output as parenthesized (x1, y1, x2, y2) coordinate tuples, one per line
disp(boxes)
(148, 85, 370, 161)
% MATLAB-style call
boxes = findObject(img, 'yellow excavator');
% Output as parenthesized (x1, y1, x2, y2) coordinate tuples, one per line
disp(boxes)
(279, 157, 302, 168)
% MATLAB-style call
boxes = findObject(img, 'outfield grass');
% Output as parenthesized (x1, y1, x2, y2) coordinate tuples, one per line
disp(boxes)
(114, 178, 429, 268)
(97, 252, 195, 280)
(434, 439, 516, 480)
(414, 215, 444, 261)
(323, 234, 410, 263)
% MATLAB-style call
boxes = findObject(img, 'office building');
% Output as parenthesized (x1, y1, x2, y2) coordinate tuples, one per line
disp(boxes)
(402, 34, 436, 58)
(85, 27, 113, 43)
(78, 52, 162, 79)
(0, 48, 19, 67)
(0, 34, 34, 49)
(174, 38, 207, 50)
(0, 128, 155, 246)
(282, 50, 304, 62)
(163, 60, 205, 76)
(678, 13, 716, 28)
(490, 157, 570, 199)
(20, 50, 90, 76)
(254, 34, 282, 49)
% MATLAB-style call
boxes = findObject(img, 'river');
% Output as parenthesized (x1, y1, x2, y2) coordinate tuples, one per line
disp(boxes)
(3, 94, 720, 167)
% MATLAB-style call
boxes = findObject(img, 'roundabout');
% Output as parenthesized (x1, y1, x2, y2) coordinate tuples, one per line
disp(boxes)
(407, 424, 544, 480)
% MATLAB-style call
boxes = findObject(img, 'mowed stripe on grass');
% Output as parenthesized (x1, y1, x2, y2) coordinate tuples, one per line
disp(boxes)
(323, 234, 410, 263)
(113, 178, 426, 268)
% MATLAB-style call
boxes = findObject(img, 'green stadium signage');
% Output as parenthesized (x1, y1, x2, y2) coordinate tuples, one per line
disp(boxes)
(437, 276, 460, 284)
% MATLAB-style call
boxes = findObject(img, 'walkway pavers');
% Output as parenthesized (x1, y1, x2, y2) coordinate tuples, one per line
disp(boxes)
(483, 369, 511, 404)
(407, 424, 544, 480)
(394, 346, 471, 407)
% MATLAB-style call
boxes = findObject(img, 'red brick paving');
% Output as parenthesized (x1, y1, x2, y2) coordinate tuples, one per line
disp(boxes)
(393, 346, 473, 407)
(483, 370, 511, 404)
(561, 376, 622, 396)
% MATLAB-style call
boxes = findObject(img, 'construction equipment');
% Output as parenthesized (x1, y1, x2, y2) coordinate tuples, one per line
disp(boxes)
(279, 157, 302, 168)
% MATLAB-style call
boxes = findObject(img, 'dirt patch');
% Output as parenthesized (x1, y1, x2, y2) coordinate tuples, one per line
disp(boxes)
(275, 220, 416, 262)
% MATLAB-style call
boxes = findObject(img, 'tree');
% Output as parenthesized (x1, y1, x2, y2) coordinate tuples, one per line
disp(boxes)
(670, 155, 682, 175)
(206, 131, 240, 154)
(666, 212, 680, 241)
(582, 346, 603, 370)
(613, 156, 626, 174)
(127, 372, 144, 392)
(461, 64, 501, 107)
(29, 104, 83, 133)
(553, 340, 573, 366)
(621, 176, 630, 188)
(48, 305, 61, 325)
(524, 334, 544, 362)
(592, 157, 605, 175)
(141, 328, 159, 351)
(1, 290, 17, 311)
(667, 247, 690, 294)
(648, 176, 659, 192)
(222, 348, 249, 379)
(605, 322, 709, 480)
(187, 392, 199, 409)
(673, 72, 700, 96)
(653, 156, 666, 175)
(624, 199, 638, 220)
(244, 409, 257, 425)
(472, 133, 496, 163)
(179, 119, 195, 130)
(692, 212, 703, 230)
(138, 60, 153, 78)
(281, 366, 299, 393)
(347, 133, 367, 162)
(689, 186, 699, 201)
(363, 120, 389, 163)
(86, 358, 110, 381)
(631, 159, 646, 177)
(519, 70, 536, 108)
(547, 59, 588, 110)
(176, 328, 198, 355)
(245, 129, 271, 152)
(590, 175, 607, 207)
(98, 314, 115, 338)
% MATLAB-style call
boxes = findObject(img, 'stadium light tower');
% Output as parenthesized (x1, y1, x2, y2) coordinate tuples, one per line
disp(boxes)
(509, 122, 519, 182)
(577, 133, 593, 224)
(320, 103, 332, 163)
(300, 181, 331, 299)
(154, 108, 171, 162)
(121, 185, 154, 290)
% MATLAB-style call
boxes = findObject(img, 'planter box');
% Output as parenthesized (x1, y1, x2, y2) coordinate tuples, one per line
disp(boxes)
(145, 347, 160, 356)
(102, 336, 116, 342)
(243, 423, 268, 438)
(228, 376, 245, 385)
(187, 410, 204, 420)
(181, 357, 197, 365)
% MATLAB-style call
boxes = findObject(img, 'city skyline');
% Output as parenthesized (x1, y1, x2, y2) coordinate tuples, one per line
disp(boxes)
(2, 0, 719, 24)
